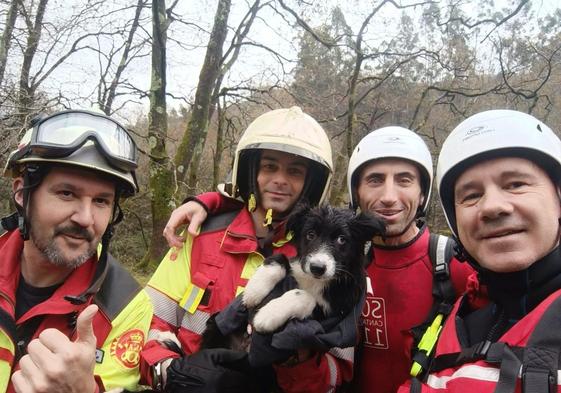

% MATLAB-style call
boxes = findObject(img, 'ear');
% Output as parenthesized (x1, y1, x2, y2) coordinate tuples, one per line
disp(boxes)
(12, 177, 24, 208)
(350, 212, 386, 243)
(286, 201, 311, 239)
(419, 193, 425, 207)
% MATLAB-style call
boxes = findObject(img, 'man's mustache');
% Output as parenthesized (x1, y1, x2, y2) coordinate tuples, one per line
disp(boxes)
(54, 225, 94, 242)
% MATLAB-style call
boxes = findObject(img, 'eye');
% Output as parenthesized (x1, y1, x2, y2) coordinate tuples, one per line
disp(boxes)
(336, 235, 346, 245)
(306, 230, 317, 241)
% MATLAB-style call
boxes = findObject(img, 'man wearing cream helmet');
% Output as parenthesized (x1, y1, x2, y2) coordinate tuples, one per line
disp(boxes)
(141, 107, 363, 392)
(399, 109, 561, 392)
(346, 127, 473, 393)
(1, 109, 152, 392)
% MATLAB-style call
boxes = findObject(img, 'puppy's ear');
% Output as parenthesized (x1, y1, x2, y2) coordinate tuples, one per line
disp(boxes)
(286, 201, 311, 239)
(350, 212, 386, 243)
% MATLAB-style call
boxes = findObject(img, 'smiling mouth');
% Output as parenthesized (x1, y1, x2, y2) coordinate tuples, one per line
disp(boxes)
(267, 191, 290, 198)
(375, 210, 401, 217)
(482, 229, 524, 239)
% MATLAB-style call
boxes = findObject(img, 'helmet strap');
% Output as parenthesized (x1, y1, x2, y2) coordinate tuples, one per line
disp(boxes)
(16, 164, 45, 241)
(248, 193, 257, 212)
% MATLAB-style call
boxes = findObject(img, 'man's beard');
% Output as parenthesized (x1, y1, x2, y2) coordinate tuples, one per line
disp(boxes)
(31, 224, 97, 269)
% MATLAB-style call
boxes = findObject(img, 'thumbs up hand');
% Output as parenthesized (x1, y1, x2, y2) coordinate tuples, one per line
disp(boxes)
(12, 305, 99, 393)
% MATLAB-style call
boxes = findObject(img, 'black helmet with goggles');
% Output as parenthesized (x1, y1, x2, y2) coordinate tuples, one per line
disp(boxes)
(5, 109, 139, 196)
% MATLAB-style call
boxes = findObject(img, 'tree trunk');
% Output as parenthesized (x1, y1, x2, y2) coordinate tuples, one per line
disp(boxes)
(0, 0, 19, 86)
(17, 0, 48, 126)
(102, 0, 147, 114)
(138, 0, 174, 271)
(174, 0, 231, 190)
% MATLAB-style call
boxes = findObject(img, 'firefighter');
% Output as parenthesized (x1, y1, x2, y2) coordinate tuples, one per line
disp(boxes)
(399, 109, 561, 392)
(346, 127, 473, 393)
(141, 107, 359, 392)
(1, 109, 152, 392)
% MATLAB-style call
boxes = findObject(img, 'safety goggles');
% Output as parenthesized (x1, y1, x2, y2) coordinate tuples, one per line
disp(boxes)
(25, 110, 138, 171)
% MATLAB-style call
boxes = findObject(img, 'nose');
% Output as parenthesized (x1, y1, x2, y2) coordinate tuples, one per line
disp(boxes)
(272, 170, 289, 186)
(479, 187, 513, 221)
(309, 262, 327, 277)
(71, 200, 95, 228)
(379, 181, 398, 205)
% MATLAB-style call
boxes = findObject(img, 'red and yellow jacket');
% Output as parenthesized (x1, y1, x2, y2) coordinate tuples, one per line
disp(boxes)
(0, 230, 153, 392)
(141, 207, 354, 392)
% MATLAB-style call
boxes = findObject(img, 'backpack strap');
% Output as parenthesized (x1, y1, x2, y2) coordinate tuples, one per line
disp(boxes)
(519, 294, 561, 393)
(410, 233, 457, 378)
(428, 233, 456, 304)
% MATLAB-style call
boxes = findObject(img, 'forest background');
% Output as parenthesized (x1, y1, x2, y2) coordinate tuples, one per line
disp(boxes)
(1, 0, 560, 281)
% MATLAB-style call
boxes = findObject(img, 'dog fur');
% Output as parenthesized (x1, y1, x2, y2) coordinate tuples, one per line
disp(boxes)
(242, 204, 385, 333)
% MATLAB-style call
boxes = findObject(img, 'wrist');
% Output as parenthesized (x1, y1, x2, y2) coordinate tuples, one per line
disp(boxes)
(181, 196, 209, 213)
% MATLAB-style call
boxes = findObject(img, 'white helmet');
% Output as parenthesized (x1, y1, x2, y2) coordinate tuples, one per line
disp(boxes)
(437, 109, 561, 237)
(231, 106, 333, 207)
(347, 126, 433, 214)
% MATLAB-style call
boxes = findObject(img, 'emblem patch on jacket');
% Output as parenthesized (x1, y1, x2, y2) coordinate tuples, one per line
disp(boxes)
(361, 296, 389, 349)
(110, 329, 145, 368)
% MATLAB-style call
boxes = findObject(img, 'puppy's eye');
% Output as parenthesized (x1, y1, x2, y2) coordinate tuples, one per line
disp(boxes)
(306, 231, 317, 241)
(336, 235, 346, 245)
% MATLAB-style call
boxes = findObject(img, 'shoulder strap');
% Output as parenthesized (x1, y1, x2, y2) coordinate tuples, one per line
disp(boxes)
(409, 234, 457, 378)
(199, 209, 241, 234)
(519, 293, 561, 392)
(429, 294, 561, 392)
(94, 254, 141, 321)
(428, 233, 456, 304)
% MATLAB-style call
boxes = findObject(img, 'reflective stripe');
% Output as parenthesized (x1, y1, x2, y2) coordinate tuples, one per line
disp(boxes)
(426, 364, 521, 388)
(235, 286, 245, 297)
(179, 283, 205, 314)
(146, 286, 184, 328)
(180, 309, 210, 335)
(325, 352, 338, 392)
(328, 346, 354, 362)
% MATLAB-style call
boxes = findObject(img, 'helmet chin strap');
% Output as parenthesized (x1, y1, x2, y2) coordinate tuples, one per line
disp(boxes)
(14, 164, 46, 240)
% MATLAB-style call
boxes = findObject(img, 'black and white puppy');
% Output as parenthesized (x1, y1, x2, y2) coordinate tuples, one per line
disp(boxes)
(243, 204, 385, 333)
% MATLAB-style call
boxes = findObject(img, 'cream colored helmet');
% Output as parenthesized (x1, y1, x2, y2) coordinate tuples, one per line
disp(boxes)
(437, 109, 561, 237)
(231, 106, 333, 207)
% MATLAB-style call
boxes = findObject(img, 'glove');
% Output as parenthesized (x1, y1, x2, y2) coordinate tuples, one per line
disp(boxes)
(164, 348, 254, 393)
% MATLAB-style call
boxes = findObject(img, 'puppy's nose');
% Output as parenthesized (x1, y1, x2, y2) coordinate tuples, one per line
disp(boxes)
(310, 263, 326, 277)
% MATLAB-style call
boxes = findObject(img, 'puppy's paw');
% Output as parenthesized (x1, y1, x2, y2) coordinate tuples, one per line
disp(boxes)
(252, 289, 316, 333)
(252, 299, 287, 333)
(243, 263, 286, 308)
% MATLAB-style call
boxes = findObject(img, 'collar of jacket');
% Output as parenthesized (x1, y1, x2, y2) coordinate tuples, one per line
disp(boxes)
(221, 208, 292, 254)
(369, 224, 428, 268)
(481, 245, 561, 320)
(0, 230, 106, 324)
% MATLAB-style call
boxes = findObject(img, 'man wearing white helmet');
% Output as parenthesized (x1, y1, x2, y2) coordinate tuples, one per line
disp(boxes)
(346, 127, 473, 393)
(0, 109, 153, 392)
(141, 107, 358, 392)
(398, 110, 561, 393)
